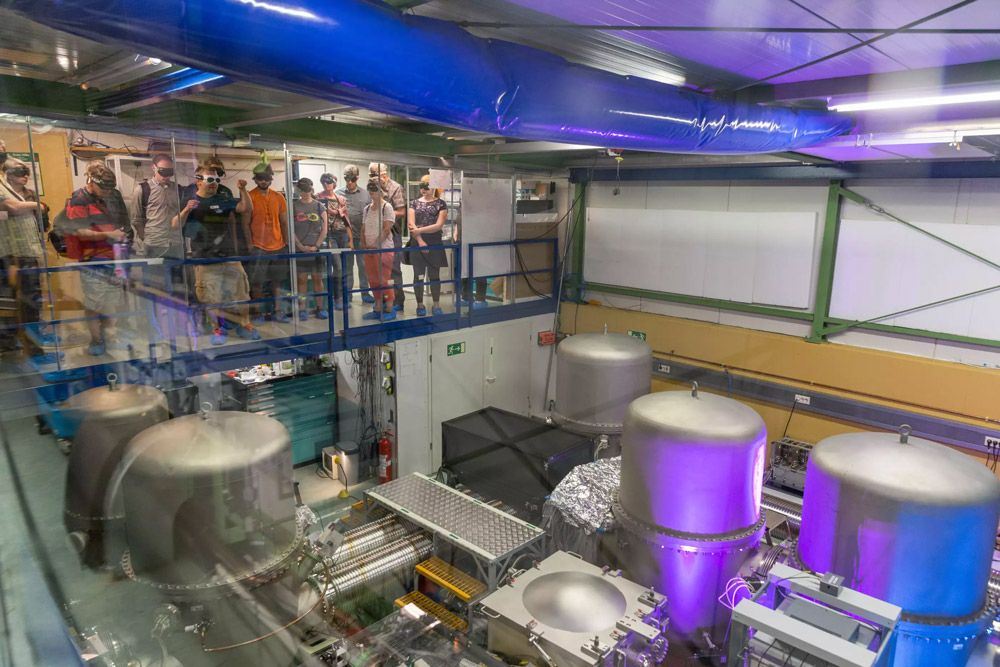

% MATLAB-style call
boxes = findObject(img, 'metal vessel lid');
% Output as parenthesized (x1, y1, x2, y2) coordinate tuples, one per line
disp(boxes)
(810, 432, 1000, 506)
(124, 411, 290, 478)
(558, 332, 651, 364)
(625, 389, 766, 445)
(67, 375, 167, 416)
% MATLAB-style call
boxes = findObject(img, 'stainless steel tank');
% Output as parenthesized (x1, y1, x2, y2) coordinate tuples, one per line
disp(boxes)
(552, 332, 651, 435)
(63, 377, 169, 567)
(798, 430, 1000, 666)
(119, 410, 301, 597)
(614, 387, 767, 638)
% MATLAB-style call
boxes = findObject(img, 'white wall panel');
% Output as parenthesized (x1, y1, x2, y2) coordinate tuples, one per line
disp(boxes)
(833, 219, 1000, 339)
(585, 207, 816, 309)
(645, 182, 729, 210)
(752, 212, 817, 308)
(703, 215, 756, 302)
(656, 211, 707, 296)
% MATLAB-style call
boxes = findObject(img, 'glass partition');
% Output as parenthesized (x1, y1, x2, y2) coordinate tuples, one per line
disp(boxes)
(0, 116, 562, 667)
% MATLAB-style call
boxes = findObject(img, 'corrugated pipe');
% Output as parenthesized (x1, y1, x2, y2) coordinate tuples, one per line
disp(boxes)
(322, 516, 408, 570)
(759, 495, 802, 524)
(320, 534, 432, 602)
(3, 0, 852, 154)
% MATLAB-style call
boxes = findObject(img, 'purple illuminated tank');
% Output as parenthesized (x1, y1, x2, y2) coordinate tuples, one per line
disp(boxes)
(798, 431, 1000, 666)
(614, 387, 767, 639)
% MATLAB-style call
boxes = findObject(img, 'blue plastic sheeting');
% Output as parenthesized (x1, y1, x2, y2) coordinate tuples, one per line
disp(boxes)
(5, 0, 852, 154)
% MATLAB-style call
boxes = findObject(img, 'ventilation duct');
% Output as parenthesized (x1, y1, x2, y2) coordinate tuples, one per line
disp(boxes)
(4, 0, 852, 154)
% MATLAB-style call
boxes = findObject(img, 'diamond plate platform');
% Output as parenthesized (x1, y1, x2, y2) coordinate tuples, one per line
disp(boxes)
(366, 473, 544, 563)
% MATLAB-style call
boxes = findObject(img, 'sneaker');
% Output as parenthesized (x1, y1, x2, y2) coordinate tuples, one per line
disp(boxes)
(316, 309, 329, 319)
(273, 312, 291, 323)
(472, 300, 488, 310)
(381, 310, 396, 322)
(87, 341, 106, 356)
(299, 309, 310, 321)
(236, 325, 261, 341)
(361, 294, 375, 304)
(36, 332, 60, 347)
(415, 304, 427, 316)
(393, 303, 404, 312)
(333, 302, 344, 311)
(33, 351, 64, 365)
(362, 310, 382, 321)
(432, 306, 444, 316)
(210, 328, 227, 346)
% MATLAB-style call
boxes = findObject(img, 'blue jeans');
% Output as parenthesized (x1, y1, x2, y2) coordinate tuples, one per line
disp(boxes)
(328, 228, 352, 303)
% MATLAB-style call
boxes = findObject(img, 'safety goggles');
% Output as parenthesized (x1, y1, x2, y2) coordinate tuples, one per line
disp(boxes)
(6, 167, 30, 178)
(93, 178, 116, 190)
(196, 174, 223, 184)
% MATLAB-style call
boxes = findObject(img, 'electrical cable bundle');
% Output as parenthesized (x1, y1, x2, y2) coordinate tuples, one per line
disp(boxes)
(350, 346, 383, 468)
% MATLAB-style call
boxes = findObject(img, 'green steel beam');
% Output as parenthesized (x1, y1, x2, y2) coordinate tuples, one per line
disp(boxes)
(808, 181, 844, 342)
(826, 318, 1000, 350)
(0, 74, 90, 118)
(583, 283, 814, 321)
(568, 181, 587, 300)
(838, 184, 1000, 272)
(118, 100, 469, 155)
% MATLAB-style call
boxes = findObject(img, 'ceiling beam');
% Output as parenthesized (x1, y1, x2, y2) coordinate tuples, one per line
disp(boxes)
(455, 141, 599, 155)
(745, 59, 1000, 104)
(93, 68, 229, 113)
(455, 23, 1000, 34)
(571, 159, 1000, 183)
(217, 100, 355, 129)
(732, 0, 979, 90)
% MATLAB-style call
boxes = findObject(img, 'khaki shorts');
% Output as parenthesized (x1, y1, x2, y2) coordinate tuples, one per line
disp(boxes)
(80, 265, 127, 315)
(194, 262, 250, 306)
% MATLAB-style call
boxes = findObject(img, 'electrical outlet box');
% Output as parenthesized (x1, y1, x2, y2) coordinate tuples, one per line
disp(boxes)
(985, 436, 1000, 450)
(794, 394, 811, 406)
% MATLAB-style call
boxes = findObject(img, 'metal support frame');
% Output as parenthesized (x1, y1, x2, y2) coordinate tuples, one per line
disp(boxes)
(577, 176, 1000, 351)
(568, 181, 587, 301)
(809, 181, 843, 342)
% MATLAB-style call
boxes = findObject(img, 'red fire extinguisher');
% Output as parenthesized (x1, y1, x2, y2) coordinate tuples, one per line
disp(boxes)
(378, 433, 394, 484)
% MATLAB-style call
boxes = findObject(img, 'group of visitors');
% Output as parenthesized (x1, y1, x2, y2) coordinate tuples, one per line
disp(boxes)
(0, 142, 455, 357)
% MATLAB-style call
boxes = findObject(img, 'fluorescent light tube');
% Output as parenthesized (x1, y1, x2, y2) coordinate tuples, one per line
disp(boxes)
(831, 90, 1000, 113)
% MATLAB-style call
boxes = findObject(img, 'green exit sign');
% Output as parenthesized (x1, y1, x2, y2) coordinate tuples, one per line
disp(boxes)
(447, 342, 466, 356)
(627, 329, 647, 341)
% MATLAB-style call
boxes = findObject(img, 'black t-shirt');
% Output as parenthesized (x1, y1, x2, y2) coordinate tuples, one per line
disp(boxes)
(183, 194, 240, 257)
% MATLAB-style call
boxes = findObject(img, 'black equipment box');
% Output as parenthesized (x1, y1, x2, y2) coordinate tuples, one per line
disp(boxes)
(441, 407, 594, 523)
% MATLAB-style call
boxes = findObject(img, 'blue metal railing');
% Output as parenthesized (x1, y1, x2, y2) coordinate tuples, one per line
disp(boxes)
(3, 238, 557, 371)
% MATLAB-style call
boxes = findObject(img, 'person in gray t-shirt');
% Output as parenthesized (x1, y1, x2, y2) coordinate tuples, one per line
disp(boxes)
(335, 164, 373, 303)
(130, 153, 183, 259)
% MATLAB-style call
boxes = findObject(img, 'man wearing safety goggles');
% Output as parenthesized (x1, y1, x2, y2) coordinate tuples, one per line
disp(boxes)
(0, 158, 50, 357)
(62, 161, 132, 356)
(130, 153, 184, 261)
(247, 164, 289, 322)
(291, 177, 330, 318)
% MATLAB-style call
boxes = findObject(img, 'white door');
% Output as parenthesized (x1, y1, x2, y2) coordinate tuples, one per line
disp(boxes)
(394, 338, 432, 476)
(429, 328, 486, 470)
(483, 319, 531, 414)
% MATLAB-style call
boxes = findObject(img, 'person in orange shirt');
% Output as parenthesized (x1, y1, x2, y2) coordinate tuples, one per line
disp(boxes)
(246, 165, 290, 322)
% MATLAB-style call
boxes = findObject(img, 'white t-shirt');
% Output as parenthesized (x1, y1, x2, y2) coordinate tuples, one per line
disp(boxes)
(362, 200, 395, 249)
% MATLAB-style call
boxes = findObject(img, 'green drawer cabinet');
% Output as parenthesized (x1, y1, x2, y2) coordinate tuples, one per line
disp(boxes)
(225, 371, 338, 465)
